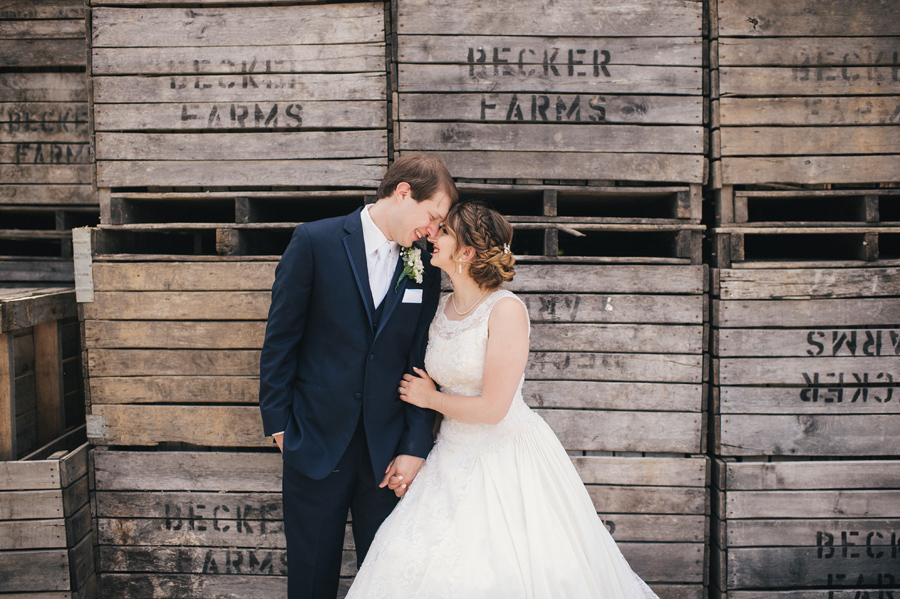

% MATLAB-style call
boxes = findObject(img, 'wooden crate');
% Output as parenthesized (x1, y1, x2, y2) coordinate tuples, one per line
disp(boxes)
(93, 449, 707, 599)
(711, 458, 900, 598)
(79, 255, 707, 455)
(90, 1, 389, 195)
(709, 0, 900, 194)
(1, 287, 83, 461)
(0, 430, 96, 598)
(711, 266, 900, 457)
(394, 0, 707, 184)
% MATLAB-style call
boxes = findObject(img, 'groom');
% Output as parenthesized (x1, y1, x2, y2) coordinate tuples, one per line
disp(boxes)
(258, 154, 457, 599)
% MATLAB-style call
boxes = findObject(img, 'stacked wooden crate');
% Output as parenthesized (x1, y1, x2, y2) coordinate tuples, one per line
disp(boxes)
(708, 3, 900, 597)
(0, 0, 97, 283)
(1, 287, 83, 461)
(0, 431, 96, 598)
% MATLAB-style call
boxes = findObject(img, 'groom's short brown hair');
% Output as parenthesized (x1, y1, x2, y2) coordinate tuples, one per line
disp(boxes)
(377, 153, 458, 205)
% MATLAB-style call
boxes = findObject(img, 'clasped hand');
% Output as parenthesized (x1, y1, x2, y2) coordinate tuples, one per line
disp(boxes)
(398, 367, 437, 409)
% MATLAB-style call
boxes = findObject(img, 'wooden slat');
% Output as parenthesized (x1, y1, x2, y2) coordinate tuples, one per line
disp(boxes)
(0, 184, 94, 205)
(528, 351, 704, 383)
(717, 356, 900, 385)
(589, 485, 707, 515)
(531, 323, 704, 353)
(88, 349, 259, 376)
(722, 155, 900, 185)
(0, 73, 86, 103)
(0, 39, 85, 68)
(93, 73, 386, 104)
(399, 35, 702, 66)
(96, 131, 387, 161)
(721, 126, 900, 156)
(84, 321, 266, 349)
(0, 2, 84, 19)
(718, 37, 900, 67)
(0, 459, 61, 491)
(715, 267, 900, 300)
(538, 409, 702, 453)
(397, 0, 703, 37)
(718, 386, 900, 415)
(0, 164, 90, 184)
(399, 64, 703, 95)
(718, 459, 900, 490)
(91, 5, 384, 47)
(96, 158, 386, 188)
(521, 294, 704, 324)
(422, 150, 706, 183)
(95, 490, 281, 518)
(83, 291, 269, 320)
(399, 93, 704, 124)
(97, 517, 285, 548)
(89, 405, 265, 447)
(400, 123, 704, 154)
(0, 518, 66, 550)
(510, 264, 707, 294)
(573, 456, 707, 487)
(98, 573, 286, 599)
(715, 298, 900, 327)
(91, 261, 276, 291)
(94, 101, 386, 131)
(0, 489, 63, 519)
(715, 327, 900, 357)
(719, 96, 900, 126)
(724, 518, 900, 547)
(719, 66, 899, 96)
(719, 414, 900, 456)
(90, 376, 259, 405)
(92, 44, 384, 75)
(725, 490, 900, 519)
(1, 289, 76, 332)
(717, 0, 899, 37)
(0, 548, 69, 593)
(0, 332, 13, 461)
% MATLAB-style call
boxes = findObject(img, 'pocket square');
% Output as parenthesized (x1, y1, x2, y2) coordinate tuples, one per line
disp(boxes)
(402, 289, 423, 303)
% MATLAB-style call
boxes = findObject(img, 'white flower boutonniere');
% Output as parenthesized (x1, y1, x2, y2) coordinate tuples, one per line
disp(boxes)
(396, 246, 424, 290)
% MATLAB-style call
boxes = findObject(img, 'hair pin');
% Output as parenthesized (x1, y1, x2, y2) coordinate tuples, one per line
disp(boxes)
(502, 243, 511, 255)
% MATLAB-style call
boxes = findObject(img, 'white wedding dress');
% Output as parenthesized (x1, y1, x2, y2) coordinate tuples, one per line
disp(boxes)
(346, 290, 658, 599)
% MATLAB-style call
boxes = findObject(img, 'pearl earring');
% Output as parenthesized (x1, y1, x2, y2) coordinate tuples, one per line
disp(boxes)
(458, 263, 462, 274)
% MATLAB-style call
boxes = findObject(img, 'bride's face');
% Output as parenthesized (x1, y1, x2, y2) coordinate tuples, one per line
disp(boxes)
(428, 223, 464, 274)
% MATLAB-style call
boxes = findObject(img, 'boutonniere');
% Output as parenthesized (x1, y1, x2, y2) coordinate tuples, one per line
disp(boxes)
(396, 246, 424, 290)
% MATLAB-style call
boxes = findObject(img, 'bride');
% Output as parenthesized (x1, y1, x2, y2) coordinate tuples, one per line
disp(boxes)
(346, 201, 658, 598)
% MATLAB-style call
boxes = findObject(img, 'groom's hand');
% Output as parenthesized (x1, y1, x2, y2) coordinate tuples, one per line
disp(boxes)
(272, 433, 284, 453)
(379, 454, 425, 498)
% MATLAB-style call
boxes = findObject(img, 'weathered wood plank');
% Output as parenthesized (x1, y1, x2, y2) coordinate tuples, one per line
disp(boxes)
(399, 36, 702, 66)
(95, 490, 281, 518)
(0, 39, 85, 68)
(538, 409, 703, 453)
(722, 155, 900, 185)
(589, 485, 707, 515)
(88, 349, 260, 376)
(94, 101, 386, 131)
(398, 0, 703, 37)
(92, 73, 386, 104)
(399, 64, 703, 95)
(715, 298, 900, 328)
(715, 267, 900, 300)
(0, 73, 86, 103)
(725, 591, 900, 599)
(722, 126, 900, 156)
(90, 376, 259, 405)
(725, 490, 900, 519)
(1, 289, 76, 332)
(0, 2, 84, 19)
(0, 164, 90, 184)
(724, 518, 900, 547)
(400, 123, 703, 154)
(91, 261, 276, 291)
(89, 405, 266, 447)
(0, 459, 61, 490)
(97, 517, 285, 548)
(520, 293, 704, 324)
(84, 321, 266, 349)
(719, 96, 900, 126)
(717, 0, 900, 37)
(0, 102, 87, 123)
(511, 264, 707, 294)
(98, 573, 287, 599)
(526, 380, 703, 411)
(93, 450, 282, 492)
(96, 131, 387, 161)
(83, 291, 269, 320)
(528, 351, 704, 383)
(719, 414, 900, 456)
(0, 548, 69, 593)
(0, 518, 66, 550)
(573, 456, 707, 487)
(718, 459, 900, 490)
(531, 323, 704, 353)
(92, 44, 384, 75)
(718, 37, 900, 67)
(0, 184, 94, 205)
(96, 159, 386, 188)
(92, 5, 383, 47)
(718, 386, 900, 415)
(715, 328, 900, 358)
(717, 356, 899, 385)
(422, 150, 706, 183)
(719, 67, 900, 96)
(399, 93, 704, 124)
(0, 488, 63, 519)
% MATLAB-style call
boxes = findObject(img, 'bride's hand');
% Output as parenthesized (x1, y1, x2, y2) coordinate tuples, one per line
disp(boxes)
(399, 367, 438, 409)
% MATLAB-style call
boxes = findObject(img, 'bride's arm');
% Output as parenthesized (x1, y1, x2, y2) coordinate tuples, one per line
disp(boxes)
(399, 296, 530, 425)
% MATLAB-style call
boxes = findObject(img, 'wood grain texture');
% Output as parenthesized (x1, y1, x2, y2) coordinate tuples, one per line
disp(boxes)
(88, 349, 260, 376)
(420, 150, 706, 183)
(719, 96, 900, 126)
(0, 184, 94, 205)
(92, 4, 383, 47)
(0, 73, 86, 102)
(716, 356, 899, 385)
(400, 122, 703, 154)
(0, 164, 90, 184)
(399, 93, 704, 124)
(723, 517, 900, 547)
(399, 64, 703, 95)
(717, 0, 899, 37)
(721, 155, 900, 185)
(82, 291, 270, 320)
(0, 488, 63, 520)
(92, 44, 384, 75)
(724, 489, 900, 519)
(715, 298, 900, 327)
(719, 67, 900, 96)
(96, 158, 386, 188)
(89, 405, 266, 447)
(714, 327, 900, 357)
(0, 548, 69, 593)
(715, 267, 900, 300)
(90, 376, 260, 404)
(84, 321, 266, 349)
(721, 126, 900, 156)
(717, 385, 900, 415)
(527, 351, 704, 383)
(718, 37, 900, 67)
(717, 458, 900, 490)
(573, 456, 707, 486)
(0, 1, 84, 19)
(538, 409, 702, 452)
(397, 0, 703, 37)
(0, 39, 85, 68)
(91, 261, 276, 291)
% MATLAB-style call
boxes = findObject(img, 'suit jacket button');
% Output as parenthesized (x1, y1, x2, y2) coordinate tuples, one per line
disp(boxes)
(369, 354, 375, 360)
(355, 393, 362, 400)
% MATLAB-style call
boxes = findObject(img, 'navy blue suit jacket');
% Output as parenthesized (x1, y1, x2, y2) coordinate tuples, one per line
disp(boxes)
(259, 209, 440, 481)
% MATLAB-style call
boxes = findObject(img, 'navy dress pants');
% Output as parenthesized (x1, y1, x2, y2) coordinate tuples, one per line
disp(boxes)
(282, 419, 400, 599)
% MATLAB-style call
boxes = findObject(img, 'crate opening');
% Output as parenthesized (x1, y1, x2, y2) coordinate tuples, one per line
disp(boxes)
(745, 195, 870, 223)
(248, 195, 366, 223)
(458, 190, 544, 216)
(99, 230, 219, 255)
(879, 233, 899, 260)
(557, 191, 681, 219)
(742, 233, 868, 261)
(120, 198, 235, 224)
(558, 229, 677, 258)
(0, 239, 65, 257)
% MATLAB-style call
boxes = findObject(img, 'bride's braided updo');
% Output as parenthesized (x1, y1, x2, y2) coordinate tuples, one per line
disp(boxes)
(443, 201, 515, 290)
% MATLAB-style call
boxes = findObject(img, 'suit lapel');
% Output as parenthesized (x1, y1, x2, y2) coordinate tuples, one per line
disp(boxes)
(342, 210, 375, 329)
(374, 252, 408, 339)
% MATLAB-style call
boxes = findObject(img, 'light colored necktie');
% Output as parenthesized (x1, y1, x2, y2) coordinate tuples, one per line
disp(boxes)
(372, 242, 393, 308)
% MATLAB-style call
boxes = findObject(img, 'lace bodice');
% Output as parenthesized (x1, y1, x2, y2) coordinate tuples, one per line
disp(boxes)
(423, 289, 534, 449)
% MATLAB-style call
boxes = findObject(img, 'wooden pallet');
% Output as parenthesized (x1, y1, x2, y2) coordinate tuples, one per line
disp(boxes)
(1, 286, 82, 460)
(394, 0, 708, 184)
(90, 2, 389, 191)
(711, 266, 900, 457)
(709, 0, 900, 190)
(711, 458, 900, 598)
(92, 448, 708, 599)
(0, 430, 96, 598)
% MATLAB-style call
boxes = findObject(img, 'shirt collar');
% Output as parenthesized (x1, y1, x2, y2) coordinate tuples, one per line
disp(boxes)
(361, 204, 396, 256)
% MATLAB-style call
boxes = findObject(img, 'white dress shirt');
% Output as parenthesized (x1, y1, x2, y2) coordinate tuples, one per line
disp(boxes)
(361, 204, 400, 308)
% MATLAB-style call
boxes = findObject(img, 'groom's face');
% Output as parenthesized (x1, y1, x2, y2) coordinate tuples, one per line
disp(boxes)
(395, 188, 452, 248)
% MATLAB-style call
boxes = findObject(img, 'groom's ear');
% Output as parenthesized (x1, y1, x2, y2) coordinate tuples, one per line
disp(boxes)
(394, 181, 412, 202)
